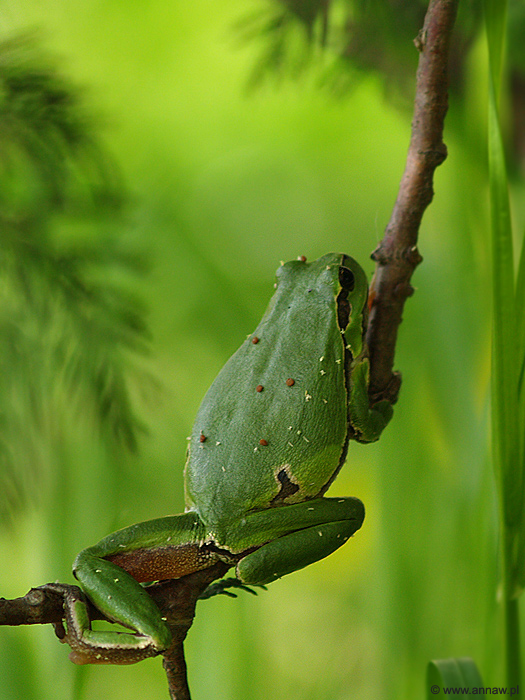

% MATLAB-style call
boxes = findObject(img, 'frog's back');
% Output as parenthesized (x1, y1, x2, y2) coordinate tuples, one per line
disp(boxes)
(184, 254, 351, 538)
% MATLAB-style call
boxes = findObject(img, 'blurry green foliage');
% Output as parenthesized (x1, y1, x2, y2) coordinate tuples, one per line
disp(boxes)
(240, 0, 525, 173)
(238, 0, 479, 94)
(0, 35, 150, 521)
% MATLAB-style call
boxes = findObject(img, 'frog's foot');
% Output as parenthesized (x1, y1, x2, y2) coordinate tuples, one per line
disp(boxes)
(199, 577, 265, 600)
(60, 586, 165, 665)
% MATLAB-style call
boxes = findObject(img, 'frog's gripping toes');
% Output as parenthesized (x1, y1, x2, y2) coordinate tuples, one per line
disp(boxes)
(66, 253, 391, 663)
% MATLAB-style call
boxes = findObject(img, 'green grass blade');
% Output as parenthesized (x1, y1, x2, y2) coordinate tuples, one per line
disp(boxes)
(427, 658, 484, 697)
(517, 230, 525, 496)
(483, 0, 507, 89)
(485, 0, 521, 562)
(488, 79, 521, 532)
(516, 229, 525, 585)
(516, 232, 525, 384)
(485, 0, 522, 688)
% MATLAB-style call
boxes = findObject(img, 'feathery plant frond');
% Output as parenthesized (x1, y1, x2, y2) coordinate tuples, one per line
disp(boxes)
(0, 35, 150, 522)
(237, 0, 481, 95)
(236, 1, 330, 85)
(0, 34, 123, 214)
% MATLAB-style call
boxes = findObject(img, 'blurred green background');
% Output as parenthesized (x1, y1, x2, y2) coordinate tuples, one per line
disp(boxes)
(0, 1, 521, 699)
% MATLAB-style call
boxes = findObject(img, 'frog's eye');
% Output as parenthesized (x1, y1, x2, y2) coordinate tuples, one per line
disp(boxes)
(339, 266, 355, 292)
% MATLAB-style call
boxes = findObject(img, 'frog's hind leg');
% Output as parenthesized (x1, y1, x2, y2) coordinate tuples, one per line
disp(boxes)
(65, 512, 212, 664)
(64, 553, 171, 665)
(235, 496, 365, 586)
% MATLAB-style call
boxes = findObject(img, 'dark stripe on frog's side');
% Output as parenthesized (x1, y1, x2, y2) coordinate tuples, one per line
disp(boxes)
(270, 466, 300, 505)
(316, 256, 361, 493)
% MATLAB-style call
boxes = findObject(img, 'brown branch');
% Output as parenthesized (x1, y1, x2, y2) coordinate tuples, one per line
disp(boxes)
(366, 0, 459, 400)
(0, 585, 70, 627)
(0, 562, 231, 700)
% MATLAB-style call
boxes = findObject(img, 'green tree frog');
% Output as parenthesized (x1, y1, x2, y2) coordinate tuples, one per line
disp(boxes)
(64, 252, 393, 664)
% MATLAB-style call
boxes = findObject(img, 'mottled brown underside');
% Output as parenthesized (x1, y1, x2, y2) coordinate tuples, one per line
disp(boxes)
(106, 544, 220, 583)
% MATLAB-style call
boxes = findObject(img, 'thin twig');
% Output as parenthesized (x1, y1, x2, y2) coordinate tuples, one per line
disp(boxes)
(0, 585, 69, 627)
(366, 0, 459, 400)
(148, 563, 231, 700)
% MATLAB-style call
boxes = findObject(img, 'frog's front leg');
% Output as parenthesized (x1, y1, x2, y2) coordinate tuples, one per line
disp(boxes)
(65, 513, 218, 664)
(229, 497, 365, 586)
(348, 359, 394, 443)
